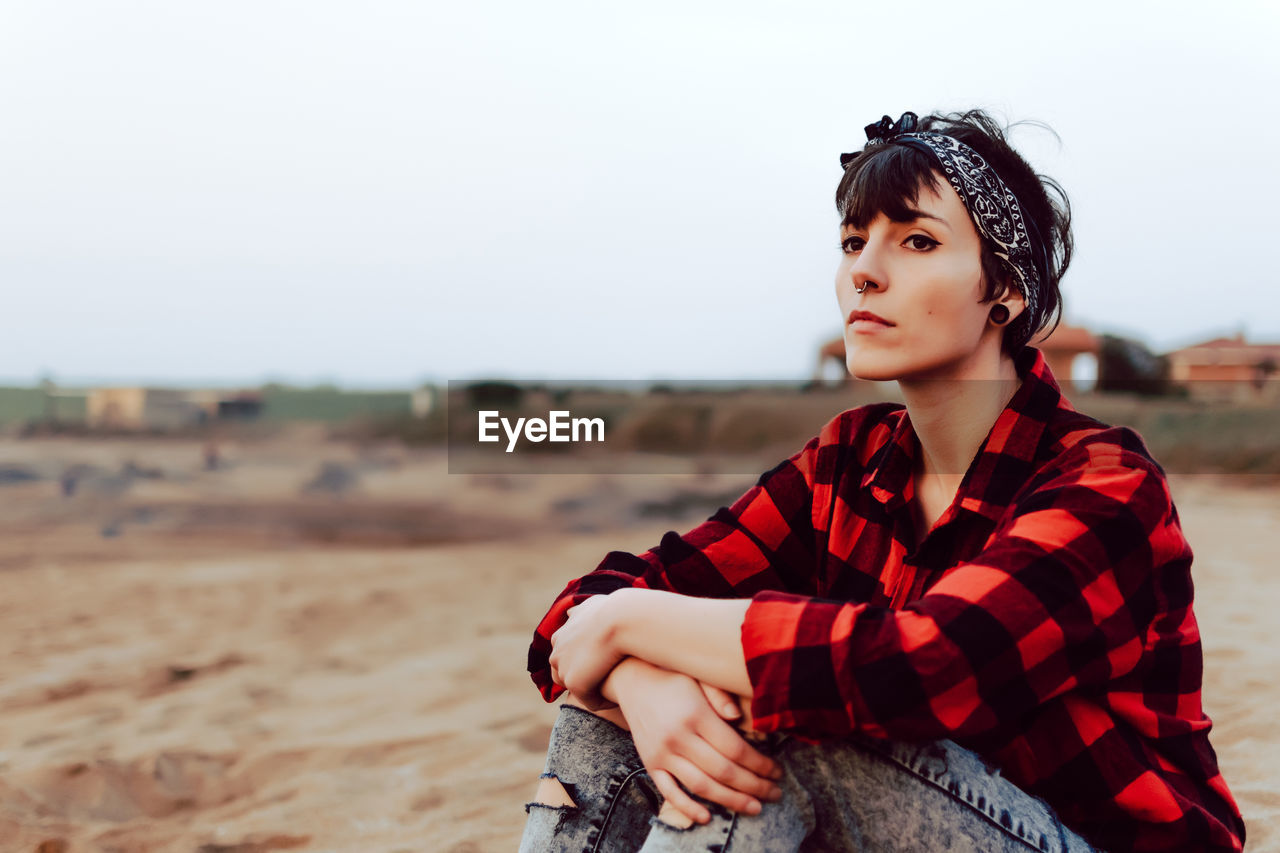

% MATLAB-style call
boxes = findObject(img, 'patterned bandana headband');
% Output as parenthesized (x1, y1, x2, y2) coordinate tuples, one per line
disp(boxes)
(840, 112, 1047, 348)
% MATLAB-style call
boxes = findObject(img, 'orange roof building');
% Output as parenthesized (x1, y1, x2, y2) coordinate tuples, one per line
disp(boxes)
(1165, 333, 1280, 403)
(1031, 322, 1099, 393)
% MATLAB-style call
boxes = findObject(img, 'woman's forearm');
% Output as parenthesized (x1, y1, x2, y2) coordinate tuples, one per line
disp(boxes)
(610, 589, 754, 697)
(598, 656, 647, 706)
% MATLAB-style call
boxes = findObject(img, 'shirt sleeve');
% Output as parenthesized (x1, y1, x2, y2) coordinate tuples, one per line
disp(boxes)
(527, 409, 854, 702)
(742, 439, 1191, 740)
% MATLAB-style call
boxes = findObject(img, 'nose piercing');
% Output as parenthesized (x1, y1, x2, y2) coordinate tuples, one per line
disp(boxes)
(854, 280, 873, 294)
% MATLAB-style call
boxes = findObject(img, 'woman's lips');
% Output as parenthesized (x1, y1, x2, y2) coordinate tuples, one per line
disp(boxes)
(848, 310, 894, 332)
(851, 319, 892, 333)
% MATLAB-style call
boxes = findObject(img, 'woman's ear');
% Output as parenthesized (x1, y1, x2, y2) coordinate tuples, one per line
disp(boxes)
(989, 273, 1026, 327)
(998, 287, 1026, 326)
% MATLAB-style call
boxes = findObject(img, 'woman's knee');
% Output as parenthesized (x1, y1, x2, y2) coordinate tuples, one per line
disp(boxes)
(520, 705, 657, 852)
(780, 734, 1086, 852)
(524, 703, 646, 813)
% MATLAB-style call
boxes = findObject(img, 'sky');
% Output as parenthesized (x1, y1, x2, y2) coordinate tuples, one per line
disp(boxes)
(2, 0, 1278, 387)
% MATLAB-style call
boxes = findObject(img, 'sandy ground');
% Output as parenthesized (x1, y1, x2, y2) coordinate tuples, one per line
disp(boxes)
(0, 435, 1275, 852)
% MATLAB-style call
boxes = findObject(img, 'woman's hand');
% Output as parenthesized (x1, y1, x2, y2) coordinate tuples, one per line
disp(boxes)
(609, 658, 783, 825)
(698, 681, 758, 735)
(563, 682, 749, 734)
(548, 593, 626, 709)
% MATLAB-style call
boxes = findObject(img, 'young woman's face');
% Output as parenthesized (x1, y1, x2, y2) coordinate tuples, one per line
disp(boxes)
(834, 171, 1018, 381)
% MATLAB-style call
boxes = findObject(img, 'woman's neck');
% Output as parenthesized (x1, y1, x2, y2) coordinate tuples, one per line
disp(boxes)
(898, 349, 1023, 492)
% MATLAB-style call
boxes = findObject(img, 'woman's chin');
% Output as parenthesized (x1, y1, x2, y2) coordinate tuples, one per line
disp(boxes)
(845, 357, 900, 383)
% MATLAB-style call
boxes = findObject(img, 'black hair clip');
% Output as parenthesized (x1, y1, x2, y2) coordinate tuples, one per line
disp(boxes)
(840, 111, 920, 169)
(865, 111, 919, 143)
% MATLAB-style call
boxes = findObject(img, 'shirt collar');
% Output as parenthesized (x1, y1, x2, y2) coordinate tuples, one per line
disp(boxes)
(860, 346, 1071, 523)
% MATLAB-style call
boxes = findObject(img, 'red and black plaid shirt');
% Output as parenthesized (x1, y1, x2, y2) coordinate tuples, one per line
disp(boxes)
(528, 346, 1245, 852)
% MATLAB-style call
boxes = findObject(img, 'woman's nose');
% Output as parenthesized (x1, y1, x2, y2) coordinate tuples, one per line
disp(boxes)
(846, 245, 886, 293)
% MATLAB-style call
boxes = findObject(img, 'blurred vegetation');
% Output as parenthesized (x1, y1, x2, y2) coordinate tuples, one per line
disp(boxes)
(2, 376, 1275, 475)
(1096, 335, 1178, 396)
(259, 388, 414, 422)
(0, 386, 87, 423)
(329, 408, 448, 444)
(1078, 394, 1279, 475)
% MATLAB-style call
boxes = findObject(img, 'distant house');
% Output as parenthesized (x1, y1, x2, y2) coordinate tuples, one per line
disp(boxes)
(214, 392, 264, 420)
(1165, 333, 1280, 403)
(88, 388, 201, 429)
(86, 388, 263, 429)
(1031, 322, 1099, 393)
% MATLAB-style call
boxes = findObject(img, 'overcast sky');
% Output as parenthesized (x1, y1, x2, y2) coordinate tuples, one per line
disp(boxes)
(2, 0, 1277, 386)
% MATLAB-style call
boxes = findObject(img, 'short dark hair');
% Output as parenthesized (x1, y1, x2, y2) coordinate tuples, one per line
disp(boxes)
(835, 109, 1073, 355)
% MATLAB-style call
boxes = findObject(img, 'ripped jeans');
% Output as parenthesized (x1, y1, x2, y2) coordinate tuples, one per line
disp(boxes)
(519, 704, 1102, 852)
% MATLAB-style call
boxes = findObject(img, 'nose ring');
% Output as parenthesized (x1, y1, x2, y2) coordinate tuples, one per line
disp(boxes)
(854, 280, 873, 294)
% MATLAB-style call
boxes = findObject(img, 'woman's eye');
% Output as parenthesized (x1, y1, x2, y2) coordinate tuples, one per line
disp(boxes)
(905, 235, 938, 251)
(840, 237, 864, 254)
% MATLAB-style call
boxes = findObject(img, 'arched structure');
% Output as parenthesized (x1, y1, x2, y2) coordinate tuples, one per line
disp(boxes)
(813, 322, 1100, 392)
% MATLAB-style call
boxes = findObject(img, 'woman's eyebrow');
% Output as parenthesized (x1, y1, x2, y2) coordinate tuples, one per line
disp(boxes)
(841, 211, 951, 231)
(906, 210, 951, 230)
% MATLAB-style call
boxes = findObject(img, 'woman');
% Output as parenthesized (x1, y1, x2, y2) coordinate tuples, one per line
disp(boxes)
(520, 110, 1246, 852)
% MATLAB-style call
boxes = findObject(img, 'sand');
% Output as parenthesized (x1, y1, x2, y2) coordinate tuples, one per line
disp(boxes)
(0, 435, 1275, 851)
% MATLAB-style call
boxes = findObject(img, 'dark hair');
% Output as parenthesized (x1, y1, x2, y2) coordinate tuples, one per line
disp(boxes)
(834, 109, 1073, 355)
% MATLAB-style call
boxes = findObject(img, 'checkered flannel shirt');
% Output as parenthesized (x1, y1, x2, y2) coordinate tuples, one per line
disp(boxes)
(528, 346, 1245, 852)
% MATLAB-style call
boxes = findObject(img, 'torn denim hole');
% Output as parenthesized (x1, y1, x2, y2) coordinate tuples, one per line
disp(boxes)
(525, 773, 578, 811)
(523, 776, 578, 838)
(915, 742, 950, 781)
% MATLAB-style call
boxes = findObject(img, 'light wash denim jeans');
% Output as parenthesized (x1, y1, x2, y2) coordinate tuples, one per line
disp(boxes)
(519, 704, 1103, 852)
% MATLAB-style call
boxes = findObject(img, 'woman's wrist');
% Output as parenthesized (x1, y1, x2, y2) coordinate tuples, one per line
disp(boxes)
(600, 656, 659, 706)
(606, 587, 655, 660)
(604, 589, 755, 697)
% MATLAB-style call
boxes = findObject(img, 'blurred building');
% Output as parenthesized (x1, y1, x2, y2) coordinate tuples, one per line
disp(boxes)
(86, 388, 262, 429)
(1031, 322, 1099, 393)
(1166, 333, 1280, 403)
(411, 385, 438, 418)
(89, 388, 193, 429)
